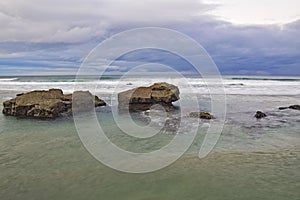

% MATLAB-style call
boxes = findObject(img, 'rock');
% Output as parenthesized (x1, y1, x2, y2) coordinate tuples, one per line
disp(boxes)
(255, 111, 267, 119)
(279, 105, 300, 110)
(2, 89, 106, 119)
(16, 93, 24, 97)
(229, 83, 244, 86)
(71, 91, 106, 112)
(289, 105, 300, 110)
(118, 82, 179, 112)
(94, 95, 106, 107)
(162, 117, 181, 132)
(279, 107, 288, 110)
(188, 112, 214, 119)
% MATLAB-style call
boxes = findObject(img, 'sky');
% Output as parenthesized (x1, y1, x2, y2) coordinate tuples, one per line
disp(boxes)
(0, 0, 299, 76)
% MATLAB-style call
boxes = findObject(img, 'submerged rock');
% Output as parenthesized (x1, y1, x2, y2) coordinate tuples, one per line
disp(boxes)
(279, 107, 289, 110)
(188, 112, 214, 119)
(255, 111, 267, 119)
(118, 82, 179, 112)
(162, 117, 181, 132)
(279, 105, 300, 110)
(2, 89, 106, 119)
(289, 105, 300, 110)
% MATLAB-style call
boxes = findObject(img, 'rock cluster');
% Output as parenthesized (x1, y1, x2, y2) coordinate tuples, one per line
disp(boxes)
(3, 83, 298, 124)
(118, 82, 180, 112)
(2, 89, 106, 119)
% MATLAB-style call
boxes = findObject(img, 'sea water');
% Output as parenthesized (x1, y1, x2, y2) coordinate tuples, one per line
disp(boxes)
(0, 75, 299, 200)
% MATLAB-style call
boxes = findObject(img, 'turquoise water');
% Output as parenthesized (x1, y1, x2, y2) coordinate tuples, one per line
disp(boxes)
(0, 113, 299, 200)
(0, 76, 299, 199)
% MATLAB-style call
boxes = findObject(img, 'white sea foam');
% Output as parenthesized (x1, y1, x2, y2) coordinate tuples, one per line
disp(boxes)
(0, 78, 18, 81)
(0, 77, 299, 96)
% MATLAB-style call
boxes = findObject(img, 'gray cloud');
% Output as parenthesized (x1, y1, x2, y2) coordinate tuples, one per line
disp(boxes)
(0, 0, 216, 43)
(0, 0, 299, 75)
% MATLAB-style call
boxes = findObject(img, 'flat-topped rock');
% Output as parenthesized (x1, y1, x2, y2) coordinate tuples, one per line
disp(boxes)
(118, 82, 180, 112)
(188, 112, 215, 119)
(2, 89, 106, 119)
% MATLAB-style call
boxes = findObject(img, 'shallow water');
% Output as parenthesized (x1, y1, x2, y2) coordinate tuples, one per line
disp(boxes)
(0, 76, 299, 200)
(0, 116, 299, 200)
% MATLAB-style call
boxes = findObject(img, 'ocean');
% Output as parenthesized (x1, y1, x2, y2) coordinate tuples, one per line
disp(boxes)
(0, 75, 299, 200)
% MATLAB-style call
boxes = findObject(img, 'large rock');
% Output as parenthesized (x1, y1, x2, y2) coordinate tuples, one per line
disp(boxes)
(2, 89, 106, 119)
(118, 82, 179, 112)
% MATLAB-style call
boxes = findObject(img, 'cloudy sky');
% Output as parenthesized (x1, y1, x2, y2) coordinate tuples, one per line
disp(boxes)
(0, 0, 299, 75)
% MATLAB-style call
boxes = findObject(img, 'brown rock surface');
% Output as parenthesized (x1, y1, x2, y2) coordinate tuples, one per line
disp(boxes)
(188, 112, 215, 119)
(2, 89, 106, 119)
(118, 82, 179, 112)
